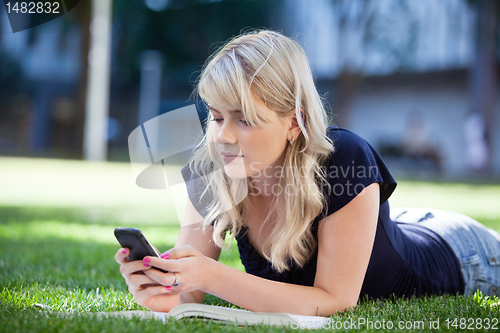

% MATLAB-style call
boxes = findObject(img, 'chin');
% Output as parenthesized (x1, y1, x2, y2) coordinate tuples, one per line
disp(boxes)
(223, 158, 248, 179)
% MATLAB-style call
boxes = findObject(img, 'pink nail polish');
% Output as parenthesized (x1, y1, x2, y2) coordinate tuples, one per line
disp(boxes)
(166, 286, 172, 291)
(143, 257, 151, 263)
(144, 263, 150, 267)
(161, 253, 169, 259)
(122, 249, 127, 254)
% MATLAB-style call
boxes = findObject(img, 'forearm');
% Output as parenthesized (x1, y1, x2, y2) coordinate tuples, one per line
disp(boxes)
(202, 259, 353, 316)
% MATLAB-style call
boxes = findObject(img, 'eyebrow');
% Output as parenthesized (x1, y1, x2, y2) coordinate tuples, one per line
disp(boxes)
(208, 106, 241, 114)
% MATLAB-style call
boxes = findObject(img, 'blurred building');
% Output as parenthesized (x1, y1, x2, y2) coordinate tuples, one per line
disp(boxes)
(281, 0, 499, 177)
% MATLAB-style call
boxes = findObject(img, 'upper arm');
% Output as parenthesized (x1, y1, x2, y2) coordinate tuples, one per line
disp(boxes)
(175, 196, 220, 259)
(175, 196, 221, 303)
(314, 182, 380, 309)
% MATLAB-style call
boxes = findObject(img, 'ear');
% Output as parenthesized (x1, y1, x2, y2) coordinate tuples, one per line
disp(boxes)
(288, 108, 303, 141)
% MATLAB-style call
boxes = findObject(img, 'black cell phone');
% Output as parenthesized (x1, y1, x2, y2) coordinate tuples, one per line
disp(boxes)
(114, 227, 167, 273)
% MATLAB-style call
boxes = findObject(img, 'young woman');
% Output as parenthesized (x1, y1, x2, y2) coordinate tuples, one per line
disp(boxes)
(115, 29, 500, 317)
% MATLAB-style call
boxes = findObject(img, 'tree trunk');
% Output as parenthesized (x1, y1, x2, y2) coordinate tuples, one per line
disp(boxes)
(74, 1, 91, 158)
(468, 0, 498, 172)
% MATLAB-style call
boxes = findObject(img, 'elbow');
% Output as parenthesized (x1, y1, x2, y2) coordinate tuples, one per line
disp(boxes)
(332, 303, 357, 317)
(338, 300, 357, 314)
(337, 294, 359, 313)
(319, 296, 358, 317)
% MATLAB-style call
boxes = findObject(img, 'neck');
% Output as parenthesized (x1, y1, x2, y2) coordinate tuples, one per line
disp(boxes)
(248, 155, 286, 200)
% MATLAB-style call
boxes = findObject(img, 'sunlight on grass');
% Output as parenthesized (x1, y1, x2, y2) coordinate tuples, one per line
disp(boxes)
(1, 283, 141, 313)
(390, 181, 500, 231)
(0, 220, 178, 246)
(0, 157, 186, 226)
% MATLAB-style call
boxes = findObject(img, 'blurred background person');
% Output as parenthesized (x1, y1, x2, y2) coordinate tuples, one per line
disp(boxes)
(401, 111, 442, 172)
(463, 112, 489, 172)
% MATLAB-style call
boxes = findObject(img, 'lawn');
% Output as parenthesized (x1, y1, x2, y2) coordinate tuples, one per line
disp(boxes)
(1, 156, 499, 332)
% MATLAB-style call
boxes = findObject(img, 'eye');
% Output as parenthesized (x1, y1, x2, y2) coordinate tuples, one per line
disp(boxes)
(240, 119, 249, 126)
(210, 117, 223, 123)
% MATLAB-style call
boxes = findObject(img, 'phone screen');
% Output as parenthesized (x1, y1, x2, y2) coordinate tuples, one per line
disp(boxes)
(114, 227, 167, 273)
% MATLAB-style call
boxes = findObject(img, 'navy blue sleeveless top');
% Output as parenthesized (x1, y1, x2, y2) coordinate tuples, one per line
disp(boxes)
(181, 127, 464, 299)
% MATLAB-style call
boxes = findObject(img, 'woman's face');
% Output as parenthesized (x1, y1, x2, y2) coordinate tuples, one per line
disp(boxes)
(208, 97, 296, 180)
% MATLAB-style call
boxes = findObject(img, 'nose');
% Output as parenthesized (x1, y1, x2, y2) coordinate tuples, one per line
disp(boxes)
(216, 120, 237, 144)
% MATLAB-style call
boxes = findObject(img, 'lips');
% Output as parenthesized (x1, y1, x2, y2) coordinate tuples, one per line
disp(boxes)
(221, 151, 243, 163)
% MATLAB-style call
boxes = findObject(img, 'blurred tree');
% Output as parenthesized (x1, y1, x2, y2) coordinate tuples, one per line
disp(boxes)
(465, 0, 499, 172)
(112, 0, 276, 90)
(70, 0, 91, 158)
(329, 0, 377, 127)
(0, 51, 24, 104)
(0, 51, 26, 151)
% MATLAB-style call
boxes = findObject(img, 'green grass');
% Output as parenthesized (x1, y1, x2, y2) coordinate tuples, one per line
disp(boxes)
(1, 156, 499, 332)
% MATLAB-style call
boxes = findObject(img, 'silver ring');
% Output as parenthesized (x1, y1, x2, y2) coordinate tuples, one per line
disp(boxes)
(171, 272, 178, 287)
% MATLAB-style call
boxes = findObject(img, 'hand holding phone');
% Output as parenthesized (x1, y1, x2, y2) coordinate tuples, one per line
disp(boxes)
(114, 227, 168, 273)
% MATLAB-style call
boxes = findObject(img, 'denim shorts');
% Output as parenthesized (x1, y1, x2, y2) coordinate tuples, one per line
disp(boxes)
(390, 207, 500, 297)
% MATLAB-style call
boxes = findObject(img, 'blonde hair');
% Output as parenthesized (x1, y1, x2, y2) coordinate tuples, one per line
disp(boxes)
(188, 29, 334, 273)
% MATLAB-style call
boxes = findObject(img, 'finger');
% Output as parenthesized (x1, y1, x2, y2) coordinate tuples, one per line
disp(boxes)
(133, 284, 175, 303)
(129, 271, 161, 288)
(144, 256, 182, 273)
(160, 245, 197, 260)
(115, 248, 131, 264)
(144, 269, 178, 287)
(119, 259, 152, 278)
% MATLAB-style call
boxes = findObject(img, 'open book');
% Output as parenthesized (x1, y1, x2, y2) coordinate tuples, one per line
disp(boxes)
(95, 303, 331, 328)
